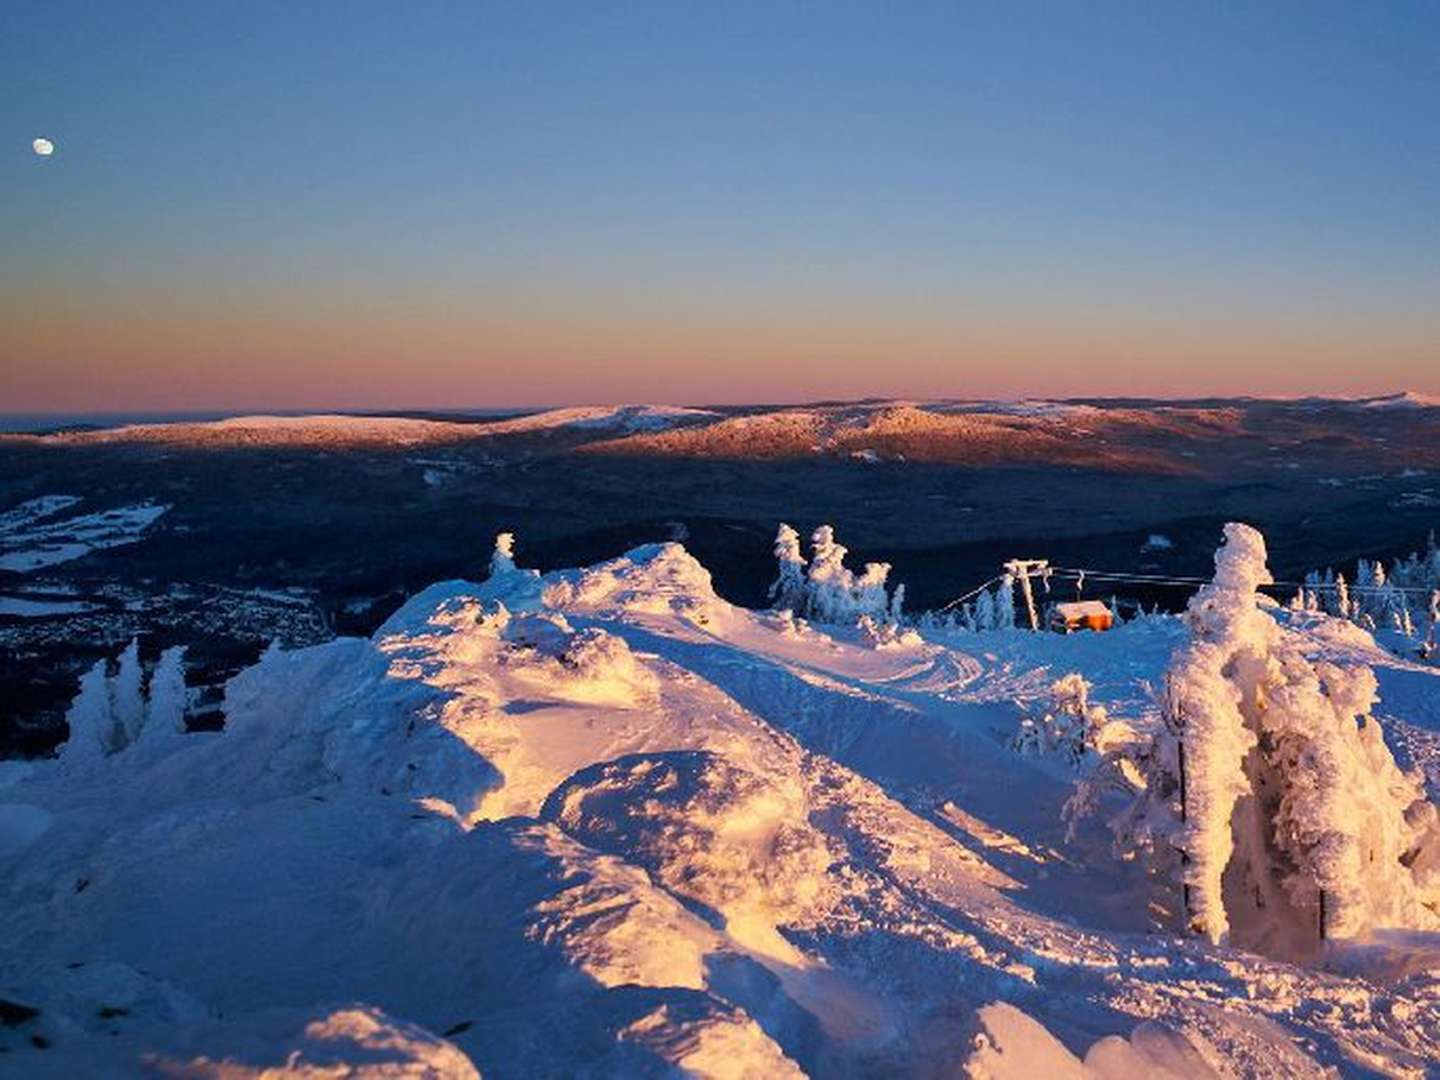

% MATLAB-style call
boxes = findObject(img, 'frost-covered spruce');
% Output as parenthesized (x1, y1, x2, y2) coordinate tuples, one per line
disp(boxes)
(1124, 523, 1440, 949)
(110, 638, 145, 750)
(143, 645, 188, 738)
(974, 589, 996, 631)
(995, 575, 1017, 630)
(61, 658, 115, 764)
(768, 523, 807, 613)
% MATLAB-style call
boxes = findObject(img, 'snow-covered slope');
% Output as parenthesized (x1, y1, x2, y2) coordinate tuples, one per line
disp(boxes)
(2, 542, 1438, 1076)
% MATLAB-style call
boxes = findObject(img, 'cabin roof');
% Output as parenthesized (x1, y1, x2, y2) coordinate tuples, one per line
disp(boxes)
(1053, 600, 1111, 619)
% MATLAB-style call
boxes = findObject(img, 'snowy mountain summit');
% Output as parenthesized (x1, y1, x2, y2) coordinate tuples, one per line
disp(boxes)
(2, 528, 1439, 1076)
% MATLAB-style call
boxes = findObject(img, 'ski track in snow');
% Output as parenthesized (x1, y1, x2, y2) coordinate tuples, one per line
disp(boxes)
(2, 544, 1438, 1076)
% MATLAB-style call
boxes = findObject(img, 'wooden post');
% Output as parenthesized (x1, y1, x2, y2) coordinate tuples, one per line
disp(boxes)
(1177, 735, 1193, 933)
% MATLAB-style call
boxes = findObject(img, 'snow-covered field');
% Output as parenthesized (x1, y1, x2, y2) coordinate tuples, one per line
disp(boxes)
(1, 535, 1438, 1076)
(0, 496, 169, 574)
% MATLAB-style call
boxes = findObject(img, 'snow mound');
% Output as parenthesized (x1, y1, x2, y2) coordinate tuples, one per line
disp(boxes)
(544, 751, 837, 962)
(141, 1006, 479, 1079)
(542, 542, 724, 622)
(963, 1000, 1296, 1079)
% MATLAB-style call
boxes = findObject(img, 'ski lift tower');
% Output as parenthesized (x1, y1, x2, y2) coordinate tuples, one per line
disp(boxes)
(1003, 559, 1049, 631)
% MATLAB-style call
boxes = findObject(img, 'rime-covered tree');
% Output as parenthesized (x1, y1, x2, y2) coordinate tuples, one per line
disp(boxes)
(111, 638, 145, 749)
(144, 645, 188, 738)
(61, 659, 114, 765)
(973, 590, 996, 631)
(1333, 573, 1350, 619)
(802, 524, 900, 625)
(1113, 523, 1440, 951)
(995, 575, 1017, 630)
(769, 523, 808, 612)
(490, 532, 518, 577)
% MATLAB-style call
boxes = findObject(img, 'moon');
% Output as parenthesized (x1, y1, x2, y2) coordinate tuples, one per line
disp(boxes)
(32, 138, 54, 157)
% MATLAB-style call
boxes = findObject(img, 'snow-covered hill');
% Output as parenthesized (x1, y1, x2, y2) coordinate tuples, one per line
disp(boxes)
(2, 538, 1438, 1076)
(12, 405, 720, 448)
(579, 401, 1242, 472)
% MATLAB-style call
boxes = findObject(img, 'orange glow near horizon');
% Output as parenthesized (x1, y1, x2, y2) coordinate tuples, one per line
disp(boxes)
(4, 278, 1437, 413)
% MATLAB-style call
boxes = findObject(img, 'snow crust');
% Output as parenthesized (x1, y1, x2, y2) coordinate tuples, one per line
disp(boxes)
(3, 533, 1439, 1075)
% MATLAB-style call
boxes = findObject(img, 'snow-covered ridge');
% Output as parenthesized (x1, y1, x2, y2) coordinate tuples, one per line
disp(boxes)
(472, 403, 721, 435)
(1354, 391, 1440, 410)
(2, 535, 1439, 1075)
(11, 404, 720, 448)
(582, 400, 1242, 472)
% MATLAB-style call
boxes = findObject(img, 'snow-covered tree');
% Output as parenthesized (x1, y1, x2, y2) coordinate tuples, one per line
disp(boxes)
(888, 583, 906, 623)
(805, 526, 851, 622)
(490, 532, 518, 578)
(1333, 573, 1350, 620)
(143, 645, 188, 738)
(973, 590, 996, 631)
(769, 523, 807, 612)
(61, 659, 114, 764)
(62, 641, 197, 760)
(995, 576, 1017, 630)
(1114, 523, 1440, 950)
(111, 638, 145, 749)
(797, 525, 902, 626)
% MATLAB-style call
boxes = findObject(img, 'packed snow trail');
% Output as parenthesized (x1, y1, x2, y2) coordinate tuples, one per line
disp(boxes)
(2, 540, 1438, 1076)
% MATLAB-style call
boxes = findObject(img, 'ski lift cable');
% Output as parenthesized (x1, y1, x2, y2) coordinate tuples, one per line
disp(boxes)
(1046, 565, 1440, 596)
(928, 563, 1438, 618)
(935, 574, 1005, 612)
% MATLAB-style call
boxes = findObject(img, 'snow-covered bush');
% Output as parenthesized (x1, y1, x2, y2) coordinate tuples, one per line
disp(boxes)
(1114, 523, 1440, 951)
(1012, 674, 1141, 781)
(857, 613, 922, 650)
(1016, 674, 1154, 847)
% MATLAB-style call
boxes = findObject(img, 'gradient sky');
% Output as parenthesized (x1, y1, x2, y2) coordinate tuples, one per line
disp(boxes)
(4, 2, 1439, 411)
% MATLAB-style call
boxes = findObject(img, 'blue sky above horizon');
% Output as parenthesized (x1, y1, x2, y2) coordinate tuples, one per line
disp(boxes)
(4, 1, 1439, 410)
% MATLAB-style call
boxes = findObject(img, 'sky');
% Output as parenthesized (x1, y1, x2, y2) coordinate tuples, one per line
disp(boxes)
(3, 1, 1439, 412)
